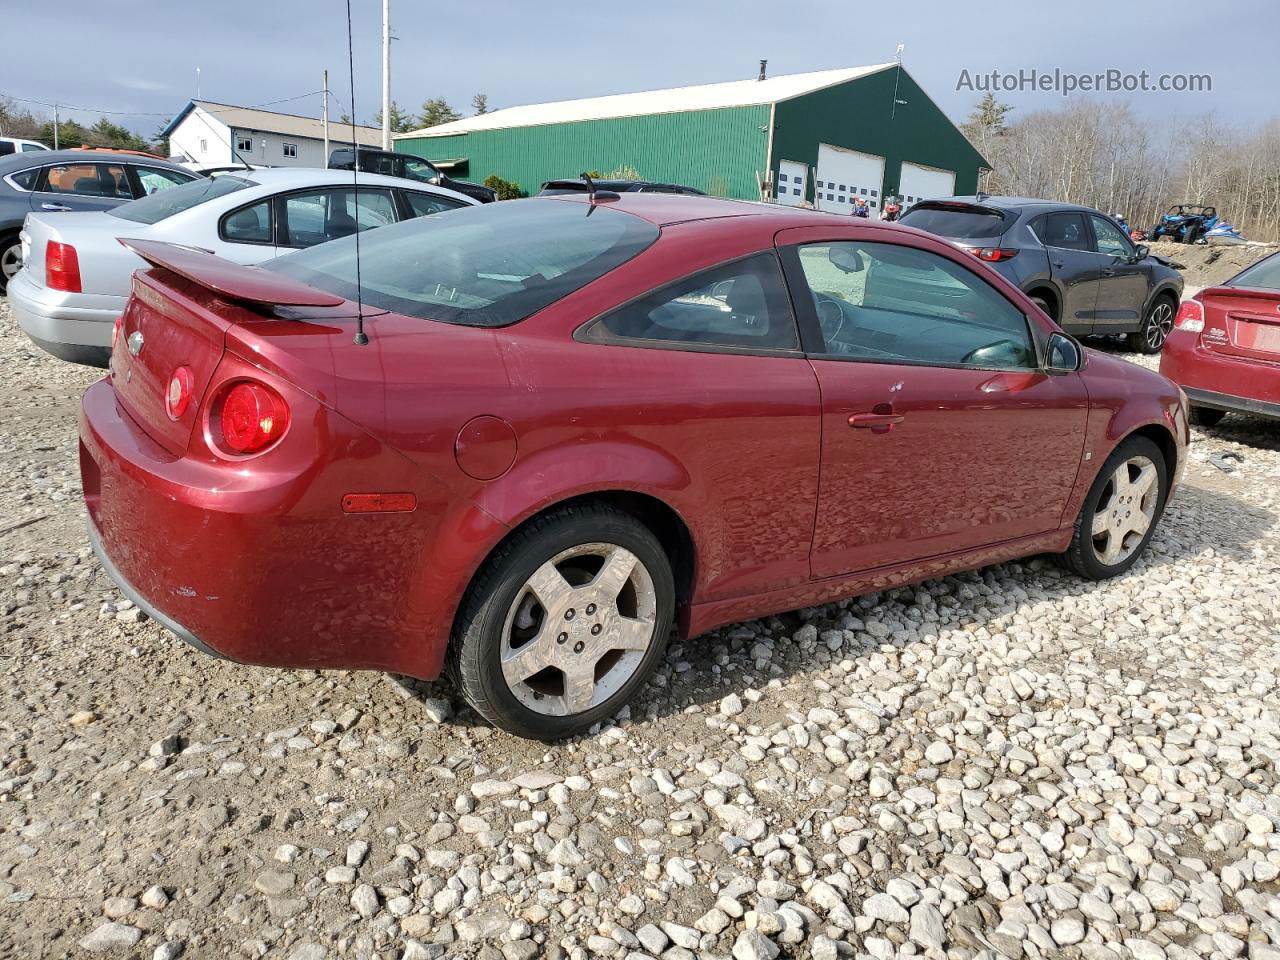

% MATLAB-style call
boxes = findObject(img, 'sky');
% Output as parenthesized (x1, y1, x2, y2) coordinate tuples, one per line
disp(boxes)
(2, 0, 1275, 137)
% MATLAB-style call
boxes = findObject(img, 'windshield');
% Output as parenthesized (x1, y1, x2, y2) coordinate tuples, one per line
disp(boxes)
(264, 199, 659, 327)
(109, 175, 256, 225)
(899, 205, 1007, 240)
(1228, 253, 1280, 291)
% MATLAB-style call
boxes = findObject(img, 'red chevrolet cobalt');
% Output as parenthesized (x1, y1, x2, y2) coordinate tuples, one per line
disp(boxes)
(1160, 251, 1280, 426)
(80, 194, 1188, 739)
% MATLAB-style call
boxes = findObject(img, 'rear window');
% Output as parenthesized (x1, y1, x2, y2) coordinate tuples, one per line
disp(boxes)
(1228, 254, 1280, 291)
(264, 199, 659, 327)
(899, 205, 1008, 240)
(110, 175, 255, 225)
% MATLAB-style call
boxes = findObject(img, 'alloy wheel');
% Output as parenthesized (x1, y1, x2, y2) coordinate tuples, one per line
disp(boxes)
(1145, 302, 1174, 350)
(0, 242, 21, 282)
(499, 542, 657, 717)
(1091, 455, 1159, 565)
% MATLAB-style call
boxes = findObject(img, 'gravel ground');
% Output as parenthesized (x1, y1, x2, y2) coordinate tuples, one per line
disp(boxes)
(1, 297, 1278, 960)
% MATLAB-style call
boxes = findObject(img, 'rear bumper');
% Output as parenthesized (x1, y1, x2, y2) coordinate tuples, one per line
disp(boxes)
(1160, 329, 1280, 420)
(9, 268, 121, 367)
(79, 375, 490, 679)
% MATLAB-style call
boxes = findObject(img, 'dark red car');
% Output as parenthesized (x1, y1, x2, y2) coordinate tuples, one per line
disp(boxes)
(80, 195, 1188, 739)
(1160, 251, 1280, 426)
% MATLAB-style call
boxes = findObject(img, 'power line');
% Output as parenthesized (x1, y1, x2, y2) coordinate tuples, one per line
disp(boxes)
(0, 89, 329, 121)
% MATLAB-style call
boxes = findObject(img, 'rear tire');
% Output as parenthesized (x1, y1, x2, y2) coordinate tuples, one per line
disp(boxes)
(0, 232, 22, 295)
(448, 503, 674, 740)
(1060, 435, 1168, 580)
(1189, 406, 1225, 428)
(1127, 297, 1175, 354)
(1029, 295, 1054, 322)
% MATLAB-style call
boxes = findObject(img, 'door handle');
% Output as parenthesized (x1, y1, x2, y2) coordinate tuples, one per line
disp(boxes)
(1102, 268, 1116, 277)
(848, 412, 905, 429)
(41, 203, 72, 211)
(1051, 260, 1065, 268)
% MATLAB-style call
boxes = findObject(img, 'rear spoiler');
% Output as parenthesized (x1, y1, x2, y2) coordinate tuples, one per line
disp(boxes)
(121, 239, 346, 308)
(1197, 284, 1280, 300)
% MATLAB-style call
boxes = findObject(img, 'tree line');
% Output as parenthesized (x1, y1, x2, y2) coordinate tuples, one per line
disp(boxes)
(0, 97, 160, 153)
(357, 93, 490, 133)
(964, 93, 1280, 242)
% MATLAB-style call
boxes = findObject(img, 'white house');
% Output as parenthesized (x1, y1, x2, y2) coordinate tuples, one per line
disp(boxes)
(162, 100, 383, 168)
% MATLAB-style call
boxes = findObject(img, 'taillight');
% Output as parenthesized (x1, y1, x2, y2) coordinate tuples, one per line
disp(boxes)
(111, 314, 123, 352)
(215, 381, 290, 455)
(46, 241, 81, 292)
(1175, 299, 1204, 332)
(970, 247, 1019, 262)
(166, 366, 195, 420)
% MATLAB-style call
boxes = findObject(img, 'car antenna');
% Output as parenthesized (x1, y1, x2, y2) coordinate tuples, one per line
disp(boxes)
(345, 0, 369, 346)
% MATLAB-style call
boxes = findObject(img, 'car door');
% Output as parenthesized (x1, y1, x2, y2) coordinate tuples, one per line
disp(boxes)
(778, 226, 1089, 578)
(28, 161, 133, 215)
(1088, 214, 1149, 332)
(576, 250, 822, 601)
(1037, 211, 1101, 334)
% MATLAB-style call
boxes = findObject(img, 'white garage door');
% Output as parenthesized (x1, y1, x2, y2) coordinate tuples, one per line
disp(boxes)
(775, 159, 808, 207)
(899, 162, 956, 208)
(814, 144, 885, 215)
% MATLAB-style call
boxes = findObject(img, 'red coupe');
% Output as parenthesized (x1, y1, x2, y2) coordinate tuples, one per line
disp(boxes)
(1160, 251, 1280, 426)
(80, 194, 1188, 739)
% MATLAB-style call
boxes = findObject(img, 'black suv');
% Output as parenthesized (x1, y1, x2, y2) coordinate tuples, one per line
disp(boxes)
(900, 197, 1184, 353)
(538, 179, 704, 197)
(328, 148, 495, 203)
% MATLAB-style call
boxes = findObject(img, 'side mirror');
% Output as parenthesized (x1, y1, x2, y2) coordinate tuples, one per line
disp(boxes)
(828, 246, 864, 274)
(1045, 332, 1084, 373)
(1132, 244, 1150, 261)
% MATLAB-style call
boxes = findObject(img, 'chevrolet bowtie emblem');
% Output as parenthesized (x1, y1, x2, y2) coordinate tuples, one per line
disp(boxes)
(126, 330, 144, 357)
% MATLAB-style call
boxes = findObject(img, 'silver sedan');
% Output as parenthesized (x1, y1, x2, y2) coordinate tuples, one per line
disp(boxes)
(9, 167, 477, 367)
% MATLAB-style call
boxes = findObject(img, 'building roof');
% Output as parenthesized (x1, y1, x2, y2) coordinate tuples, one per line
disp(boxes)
(395, 63, 898, 139)
(162, 100, 383, 147)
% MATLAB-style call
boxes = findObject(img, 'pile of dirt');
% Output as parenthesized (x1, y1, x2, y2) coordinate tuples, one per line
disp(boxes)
(1148, 239, 1279, 290)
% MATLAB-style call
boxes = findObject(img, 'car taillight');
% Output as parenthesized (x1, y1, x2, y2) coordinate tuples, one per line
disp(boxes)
(46, 241, 81, 292)
(1175, 299, 1205, 332)
(970, 247, 1019, 262)
(111, 314, 123, 352)
(166, 366, 195, 420)
(216, 381, 290, 454)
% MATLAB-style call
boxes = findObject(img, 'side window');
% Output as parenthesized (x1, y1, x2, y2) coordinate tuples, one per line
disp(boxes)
(135, 166, 193, 196)
(282, 188, 397, 247)
(40, 163, 131, 199)
(400, 157, 439, 183)
(1041, 212, 1090, 251)
(583, 253, 799, 352)
(21, 143, 46, 152)
(221, 200, 274, 244)
(1090, 215, 1132, 257)
(9, 168, 39, 190)
(796, 241, 1036, 370)
(404, 191, 467, 218)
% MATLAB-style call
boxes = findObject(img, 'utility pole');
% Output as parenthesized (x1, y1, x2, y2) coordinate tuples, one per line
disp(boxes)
(322, 69, 330, 163)
(381, 0, 391, 150)
(53, 104, 59, 150)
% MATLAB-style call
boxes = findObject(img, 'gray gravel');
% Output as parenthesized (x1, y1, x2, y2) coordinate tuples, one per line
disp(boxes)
(1, 298, 1278, 960)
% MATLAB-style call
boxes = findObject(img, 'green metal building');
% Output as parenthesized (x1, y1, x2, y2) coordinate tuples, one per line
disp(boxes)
(394, 63, 988, 215)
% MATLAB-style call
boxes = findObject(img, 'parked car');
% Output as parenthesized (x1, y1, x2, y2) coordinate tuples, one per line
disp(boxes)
(80, 194, 1188, 739)
(10, 167, 477, 367)
(328, 147, 495, 204)
(900, 197, 1184, 353)
(539, 178, 705, 196)
(0, 136, 50, 157)
(1160, 250, 1280, 425)
(0, 149, 199, 294)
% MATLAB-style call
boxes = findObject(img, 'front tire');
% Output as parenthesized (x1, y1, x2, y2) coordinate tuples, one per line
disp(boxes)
(1060, 436, 1167, 580)
(448, 503, 674, 740)
(1127, 297, 1175, 354)
(1189, 406, 1225, 428)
